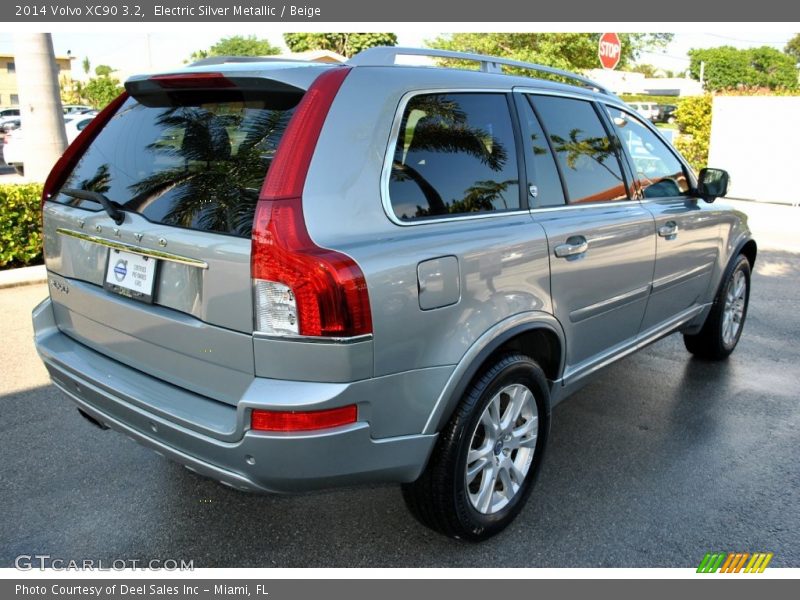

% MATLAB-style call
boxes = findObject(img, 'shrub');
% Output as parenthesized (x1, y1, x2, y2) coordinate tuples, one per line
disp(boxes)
(0, 183, 44, 270)
(674, 94, 713, 173)
(619, 94, 681, 105)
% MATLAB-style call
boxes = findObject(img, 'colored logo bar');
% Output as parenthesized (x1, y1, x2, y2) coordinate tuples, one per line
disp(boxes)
(697, 552, 773, 573)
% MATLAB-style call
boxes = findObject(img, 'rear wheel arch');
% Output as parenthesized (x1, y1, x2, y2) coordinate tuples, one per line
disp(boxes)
(424, 317, 564, 435)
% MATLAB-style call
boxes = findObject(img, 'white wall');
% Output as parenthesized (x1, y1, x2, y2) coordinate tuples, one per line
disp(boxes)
(708, 96, 800, 205)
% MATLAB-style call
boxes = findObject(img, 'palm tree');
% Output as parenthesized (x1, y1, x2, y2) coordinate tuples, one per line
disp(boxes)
(124, 105, 292, 236)
(548, 128, 622, 181)
(390, 94, 512, 217)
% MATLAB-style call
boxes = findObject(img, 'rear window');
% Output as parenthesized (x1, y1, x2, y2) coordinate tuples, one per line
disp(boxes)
(53, 90, 300, 237)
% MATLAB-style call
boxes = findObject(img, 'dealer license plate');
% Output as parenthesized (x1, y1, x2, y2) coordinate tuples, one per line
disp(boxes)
(103, 249, 158, 303)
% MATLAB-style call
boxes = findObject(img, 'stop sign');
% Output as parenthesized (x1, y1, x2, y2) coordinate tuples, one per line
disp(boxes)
(598, 33, 622, 70)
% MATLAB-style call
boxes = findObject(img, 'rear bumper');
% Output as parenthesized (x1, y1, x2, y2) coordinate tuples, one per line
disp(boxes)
(33, 297, 436, 493)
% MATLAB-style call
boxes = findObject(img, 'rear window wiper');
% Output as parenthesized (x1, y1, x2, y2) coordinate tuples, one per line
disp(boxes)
(61, 188, 126, 225)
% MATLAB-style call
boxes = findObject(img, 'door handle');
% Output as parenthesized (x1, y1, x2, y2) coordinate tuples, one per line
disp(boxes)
(658, 221, 679, 238)
(554, 236, 589, 258)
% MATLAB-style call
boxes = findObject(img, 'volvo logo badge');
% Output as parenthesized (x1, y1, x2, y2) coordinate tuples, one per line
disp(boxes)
(113, 259, 128, 282)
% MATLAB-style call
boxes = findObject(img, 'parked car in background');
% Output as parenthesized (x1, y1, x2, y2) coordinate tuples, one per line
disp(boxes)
(654, 104, 678, 124)
(628, 101, 659, 121)
(3, 113, 96, 175)
(0, 107, 21, 129)
(62, 104, 94, 115)
(1, 118, 21, 134)
(32, 48, 754, 541)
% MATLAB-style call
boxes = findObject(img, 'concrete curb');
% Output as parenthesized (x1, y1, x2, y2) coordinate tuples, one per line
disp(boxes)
(0, 264, 47, 289)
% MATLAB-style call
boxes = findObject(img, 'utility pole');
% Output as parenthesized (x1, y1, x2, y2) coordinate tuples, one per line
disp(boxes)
(12, 33, 67, 182)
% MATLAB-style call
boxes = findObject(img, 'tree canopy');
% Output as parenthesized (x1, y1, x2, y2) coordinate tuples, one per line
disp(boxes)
(785, 34, 800, 63)
(283, 33, 397, 58)
(61, 63, 121, 109)
(94, 64, 113, 77)
(688, 46, 798, 91)
(426, 33, 673, 72)
(188, 35, 280, 63)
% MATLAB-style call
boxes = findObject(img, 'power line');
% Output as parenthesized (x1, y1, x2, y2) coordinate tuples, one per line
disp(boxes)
(639, 49, 691, 62)
(704, 33, 790, 46)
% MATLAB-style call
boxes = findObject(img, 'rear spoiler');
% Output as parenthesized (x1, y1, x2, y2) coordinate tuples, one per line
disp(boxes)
(125, 72, 306, 99)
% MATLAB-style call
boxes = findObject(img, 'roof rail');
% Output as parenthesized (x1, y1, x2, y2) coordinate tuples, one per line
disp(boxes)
(188, 55, 312, 67)
(348, 46, 612, 95)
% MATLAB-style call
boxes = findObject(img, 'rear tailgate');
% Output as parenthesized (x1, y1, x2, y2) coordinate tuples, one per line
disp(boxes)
(42, 65, 324, 405)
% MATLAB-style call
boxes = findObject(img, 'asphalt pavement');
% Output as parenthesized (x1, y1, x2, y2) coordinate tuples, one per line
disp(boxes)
(1, 248, 798, 568)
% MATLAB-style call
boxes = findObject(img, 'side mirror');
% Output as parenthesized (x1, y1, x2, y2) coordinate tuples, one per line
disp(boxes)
(697, 168, 729, 203)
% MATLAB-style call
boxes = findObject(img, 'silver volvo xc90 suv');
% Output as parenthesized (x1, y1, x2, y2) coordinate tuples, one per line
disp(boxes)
(33, 47, 755, 540)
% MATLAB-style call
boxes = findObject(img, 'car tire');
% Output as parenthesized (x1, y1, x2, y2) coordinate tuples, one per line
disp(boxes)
(401, 353, 549, 541)
(684, 254, 751, 360)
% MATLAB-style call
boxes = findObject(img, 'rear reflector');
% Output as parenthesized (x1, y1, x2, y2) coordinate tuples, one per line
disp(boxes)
(41, 92, 128, 206)
(251, 405, 358, 432)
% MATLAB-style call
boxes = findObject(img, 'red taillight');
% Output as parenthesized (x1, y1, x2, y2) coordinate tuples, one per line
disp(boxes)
(251, 405, 358, 432)
(150, 72, 234, 89)
(41, 92, 128, 207)
(252, 67, 372, 338)
(260, 67, 350, 200)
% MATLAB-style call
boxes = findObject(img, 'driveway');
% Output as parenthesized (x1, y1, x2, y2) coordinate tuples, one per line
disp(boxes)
(1, 246, 798, 568)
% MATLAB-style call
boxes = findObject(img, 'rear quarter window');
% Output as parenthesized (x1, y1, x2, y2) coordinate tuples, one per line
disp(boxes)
(388, 92, 521, 221)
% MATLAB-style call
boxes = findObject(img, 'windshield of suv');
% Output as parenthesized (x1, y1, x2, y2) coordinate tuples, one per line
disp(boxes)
(52, 90, 301, 237)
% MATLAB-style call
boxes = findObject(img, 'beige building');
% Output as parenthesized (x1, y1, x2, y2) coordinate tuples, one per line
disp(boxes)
(0, 53, 74, 107)
(584, 68, 704, 97)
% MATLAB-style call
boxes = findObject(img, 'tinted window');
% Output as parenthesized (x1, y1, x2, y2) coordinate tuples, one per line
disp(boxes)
(389, 93, 520, 221)
(519, 96, 565, 208)
(53, 91, 299, 237)
(606, 106, 690, 199)
(532, 96, 628, 204)
(76, 118, 92, 131)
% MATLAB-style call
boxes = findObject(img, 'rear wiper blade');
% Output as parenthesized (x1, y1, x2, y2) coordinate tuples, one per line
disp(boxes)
(61, 188, 125, 225)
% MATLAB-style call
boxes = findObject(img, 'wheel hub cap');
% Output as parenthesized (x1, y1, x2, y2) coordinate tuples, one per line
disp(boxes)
(465, 383, 539, 515)
(722, 269, 747, 347)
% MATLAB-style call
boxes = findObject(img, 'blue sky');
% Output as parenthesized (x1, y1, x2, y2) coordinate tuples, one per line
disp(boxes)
(0, 31, 795, 80)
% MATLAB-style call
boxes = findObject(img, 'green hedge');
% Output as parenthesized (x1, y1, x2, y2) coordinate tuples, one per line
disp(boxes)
(0, 183, 44, 270)
(674, 95, 712, 173)
(619, 94, 681, 105)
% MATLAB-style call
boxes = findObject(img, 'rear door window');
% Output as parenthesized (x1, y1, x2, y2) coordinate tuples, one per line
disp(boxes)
(517, 96, 565, 208)
(388, 93, 521, 221)
(53, 90, 300, 237)
(531, 95, 628, 204)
